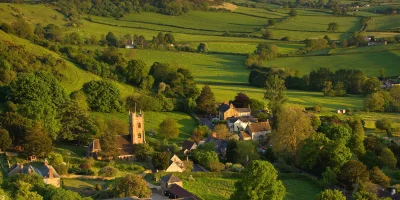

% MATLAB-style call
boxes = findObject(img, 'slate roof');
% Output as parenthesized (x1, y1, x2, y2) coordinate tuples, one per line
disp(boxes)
(161, 174, 182, 183)
(218, 104, 230, 113)
(182, 140, 196, 151)
(38, 165, 60, 178)
(236, 108, 251, 113)
(168, 184, 201, 200)
(248, 122, 271, 133)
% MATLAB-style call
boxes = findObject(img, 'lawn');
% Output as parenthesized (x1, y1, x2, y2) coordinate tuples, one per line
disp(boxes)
(63, 178, 112, 197)
(120, 11, 268, 34)
(282, 177, 323, 200)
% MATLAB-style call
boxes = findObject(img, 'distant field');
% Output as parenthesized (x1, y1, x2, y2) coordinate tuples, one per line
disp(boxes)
(267, 29, 344, 40)
(233, 6, 288, 18)
(206, 42, 303, 54)
(264, 50, 400, 76)
(329, 43, 400, 54)
(367, 16, 400, 31)
(272, 15, 362, 32)
(121, 11, 268, 34)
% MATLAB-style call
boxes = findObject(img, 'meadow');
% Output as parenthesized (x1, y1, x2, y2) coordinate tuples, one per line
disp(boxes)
(367, 15, 400, 31)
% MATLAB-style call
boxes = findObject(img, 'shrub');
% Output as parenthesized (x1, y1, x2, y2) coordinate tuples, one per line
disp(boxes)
(281, 36, 290, 41)
(98, 166, 118, 177)
(209, 162, 225, 172)
(231, 163, 245, 172)
(68, 167, 95, 175)
(53, 164, 68, 175)
(95, 184, 102, 191)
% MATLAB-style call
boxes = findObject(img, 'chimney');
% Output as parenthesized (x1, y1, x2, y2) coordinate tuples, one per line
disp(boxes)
(49, 167, 53, 179)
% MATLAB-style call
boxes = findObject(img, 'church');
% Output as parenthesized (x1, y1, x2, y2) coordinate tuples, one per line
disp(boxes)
(86, 110, 145, 160)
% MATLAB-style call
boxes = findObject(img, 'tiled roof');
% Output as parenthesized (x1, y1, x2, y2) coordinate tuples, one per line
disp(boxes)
(240, 131, 251, 138)
(248, 122, 271, 133)
(161, 174, 182, 183)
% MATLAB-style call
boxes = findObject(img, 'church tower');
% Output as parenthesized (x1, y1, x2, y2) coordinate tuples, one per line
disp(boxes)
(129, 110, 145, 144)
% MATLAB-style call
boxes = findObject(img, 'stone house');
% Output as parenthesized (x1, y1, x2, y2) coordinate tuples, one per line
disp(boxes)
(8, 162, 61, 187)
(246, 121, 272, 141)
(165, 154, 185, 172)
(218, 101, 251, 120)
(227, 116, 258, 132)
(160, 174, 183, 191)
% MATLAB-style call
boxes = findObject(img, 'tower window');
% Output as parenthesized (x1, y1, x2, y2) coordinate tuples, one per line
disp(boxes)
(138, 133, 141, 138)
(138, 123, 141, 128)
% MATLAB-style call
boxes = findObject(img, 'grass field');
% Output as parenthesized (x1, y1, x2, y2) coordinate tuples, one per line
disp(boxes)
(206, 42, 303, 54)
(367, 15, 400, 31)
(272, 15, 362, 32)
(233, 6, 288, 18)
(121, 11, 268, 34)
(171, 173, 322, 200)
(63, 178, 112, 196)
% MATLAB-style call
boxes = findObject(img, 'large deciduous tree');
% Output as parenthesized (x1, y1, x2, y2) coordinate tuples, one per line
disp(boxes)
(316, 189, 346, 200)
(82, 80, 123, 113)
(327, 22, 339, 32)
(152, 152, 171, 170)
(363, 77, 381, 95)
(158, 118, 179, 139)
(23, 124, 52, 158)
(339, 160, 369, 189)
(230, 160, 286, 200)
(196, 85, 216, 115)
(232, 92, 250, 108)
(255, 43, 278, 60)
(100, 131, 119, 159)
(126, 60, 149, 87)
(0, 129, 12, 151)
(113, 174, 151, 198)
(271, 107, 314, 162)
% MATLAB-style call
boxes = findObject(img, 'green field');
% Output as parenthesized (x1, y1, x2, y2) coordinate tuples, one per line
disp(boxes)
(273, 15, 362, 32)
(206, 42, 303, 54)
(170, 173, 322, 200)
(367, 15, 400, 31)
(63, 178, 112, 196)
(121, 11, 268, 34)
(233, 6, 288, 18)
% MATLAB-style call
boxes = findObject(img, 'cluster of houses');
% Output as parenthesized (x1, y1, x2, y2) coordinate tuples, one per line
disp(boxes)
(7, 160, 61, 187)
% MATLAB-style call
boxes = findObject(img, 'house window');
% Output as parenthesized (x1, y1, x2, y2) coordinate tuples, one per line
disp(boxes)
(138, 123, 141, 128)
(138, 133, 141, 138)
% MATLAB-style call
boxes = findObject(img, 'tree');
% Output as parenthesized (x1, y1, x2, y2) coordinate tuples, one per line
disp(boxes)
(230, 160, 286, 200)
(364, 92, 387, 112)
(113, 174, 151, 198)
(234, 141, 260, 165)
(106, 32, 118, 47)
(133, 143, 154, 161)
(327, 22, 339, 32)
(209, 161, 225, 172)
(369, 167, 390, 187)
(264, 75, 287, 117)
(197, 43, 208, 53)
(213, 124, 230, 139)
(339, 160, 369, 189)
(379, 68, 386, 79)
(363, 77, 381, 94)
(322, 81, 334, 96)
(152, 152, 171, 170)
(0, 128, 12, 151)
(82, 80, 123, 112)
(390, 85, 400, 111)
(341, 40, 348, 48)
(378, 148, 397, 169)
(289, 9, 297, 17)
(272, 107, 314, 162)
(262, 29, 273, 39)
(194, 150, 219, 168)
(375, 119, 393, 136)
(322, 167, 339, 186)
(196, 85, 216, 114)
(158, 118, 179, 140)
(231, 92, 250, 108)
(255, 43, 278, 60)
(317, 189, 346, 200)
(100, 131, 119, 159)
(23, 124, 52, 158)
(126, 60, 149, 86)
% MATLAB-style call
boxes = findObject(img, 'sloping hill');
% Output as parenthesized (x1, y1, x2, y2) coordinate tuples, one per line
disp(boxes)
(0, 30, 135, 97)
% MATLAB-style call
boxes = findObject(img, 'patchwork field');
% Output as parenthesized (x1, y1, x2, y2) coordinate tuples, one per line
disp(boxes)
(367, 15, 400, 31)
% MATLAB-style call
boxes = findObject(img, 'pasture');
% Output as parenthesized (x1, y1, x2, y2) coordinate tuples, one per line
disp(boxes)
(367, 15, 400, 31)
(272, 15, 362, 33)
(233, 6, 288, 18)
(205, 42, 303, 54)
(121, 11, 268, 34)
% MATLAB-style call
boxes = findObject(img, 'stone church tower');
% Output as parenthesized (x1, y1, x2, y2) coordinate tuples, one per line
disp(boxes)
(129, 110, 145, 144)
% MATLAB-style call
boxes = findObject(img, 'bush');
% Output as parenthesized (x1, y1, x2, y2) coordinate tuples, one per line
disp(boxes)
(231, 164, 244, 172)
(98, 166, 118, 177)
(209, 162, 225, 172)
(95, 184, 102, 191)
(281, 36, 290, 41)
(53, 164, 68, 175)
(68, 167, 95, 175)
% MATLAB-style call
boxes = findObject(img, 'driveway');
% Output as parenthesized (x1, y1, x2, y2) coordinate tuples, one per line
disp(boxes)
(151, 192, 168, 200)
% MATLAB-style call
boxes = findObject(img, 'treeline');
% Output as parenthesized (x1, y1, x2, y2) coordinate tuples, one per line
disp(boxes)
(250, 67, 367, 94)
